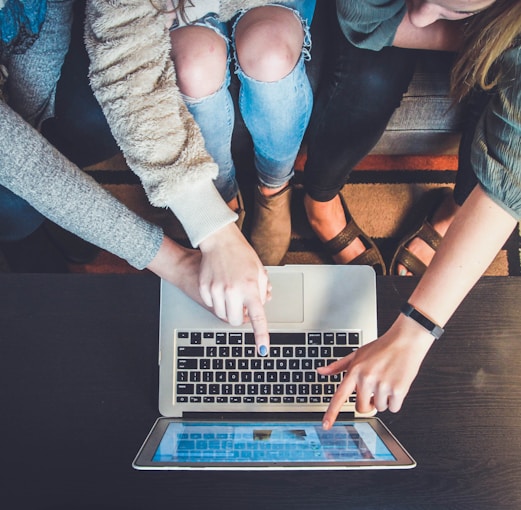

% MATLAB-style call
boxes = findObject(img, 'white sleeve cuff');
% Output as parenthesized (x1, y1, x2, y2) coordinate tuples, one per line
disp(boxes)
(165, 180, 238, 247)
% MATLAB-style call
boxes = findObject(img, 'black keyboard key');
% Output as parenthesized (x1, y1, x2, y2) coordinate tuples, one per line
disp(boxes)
(178, 359, 197, 369)
(229, 333, 243, 344)
(308, 346, 319, 357)
(289, 359, 300, 370)
(276, 359, 287, 369)
(334, 346, 353, 357)
(228, 371, 239, 382)
(349, 332, 360, 345)
(216, 333, 226, 344)
(270, 332, 305, 345)
(336, 332, 347, 344)
(321, 346, 332, 357)
(263, 359, 275, 370)
(292, 372, 303, 382)
(178, 346, 204, 357)
(189, 372, 201, 382)
(279, 372, 290, 383)
(177, 384, 194, 394)
(190, 332, 202, 344)
(305, 371, 316, 382)
(307, 333, 321, 345)
(267, 372, 277, 382)
(324, 333, 335, 345)
(270, 346, 281, 357)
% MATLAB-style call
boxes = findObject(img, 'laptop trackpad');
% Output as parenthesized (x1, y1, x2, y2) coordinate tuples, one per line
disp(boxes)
(265, 271, 304, 323)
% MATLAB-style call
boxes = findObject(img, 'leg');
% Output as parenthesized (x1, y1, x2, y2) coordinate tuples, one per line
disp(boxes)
(41, 0, 119, 168)
(170, 22, 239, 208)
(391, 89, 488, 275)
(234, 3, 315, 264)
(304, 18, 416, 265)
(0, 185, 69, 272)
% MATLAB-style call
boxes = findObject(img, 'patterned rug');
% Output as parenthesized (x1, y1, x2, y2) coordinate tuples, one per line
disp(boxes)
(73, 152, 521, 276)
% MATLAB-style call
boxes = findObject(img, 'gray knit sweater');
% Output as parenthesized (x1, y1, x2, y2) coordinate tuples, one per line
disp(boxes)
(85, 0, 294, 247)
(1, 0, 163, 269)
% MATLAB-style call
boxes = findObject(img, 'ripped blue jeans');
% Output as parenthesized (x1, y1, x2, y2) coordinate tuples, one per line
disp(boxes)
(177, 1, 316, 203)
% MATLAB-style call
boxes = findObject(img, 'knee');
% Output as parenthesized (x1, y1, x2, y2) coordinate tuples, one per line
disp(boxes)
(170, 27, 228, 98)
(235, 8, 304, 82)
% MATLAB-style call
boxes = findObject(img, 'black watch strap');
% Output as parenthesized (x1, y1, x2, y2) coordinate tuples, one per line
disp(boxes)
(400, 303, 444, 339)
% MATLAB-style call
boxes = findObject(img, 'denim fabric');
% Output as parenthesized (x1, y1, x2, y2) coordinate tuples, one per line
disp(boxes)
(304, 16, 416, 202)
(41, 0, 119, 167)
(0, 184, 44, 241)
(180, 0, 316, 201)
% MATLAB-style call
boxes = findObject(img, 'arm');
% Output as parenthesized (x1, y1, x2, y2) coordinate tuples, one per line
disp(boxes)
(319, 185, 517, 428)
(84, 0, 271, 350)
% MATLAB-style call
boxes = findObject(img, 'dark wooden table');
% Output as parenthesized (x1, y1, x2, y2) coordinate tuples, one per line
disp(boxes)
(1, 274, 520, 509)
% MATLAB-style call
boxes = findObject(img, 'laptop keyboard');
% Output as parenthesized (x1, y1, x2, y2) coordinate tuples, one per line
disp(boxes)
(175, 330, 360, 408)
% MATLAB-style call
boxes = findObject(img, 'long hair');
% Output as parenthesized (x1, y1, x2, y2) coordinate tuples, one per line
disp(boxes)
(451, 0, 521, 102)
(149, 0, 192, 22)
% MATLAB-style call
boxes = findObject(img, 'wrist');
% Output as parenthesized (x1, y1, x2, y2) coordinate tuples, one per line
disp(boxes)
(400, 303, 445, 340)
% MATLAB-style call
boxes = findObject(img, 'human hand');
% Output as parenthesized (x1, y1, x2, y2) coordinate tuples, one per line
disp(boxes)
(318, 316, 435, 429)
(198, 223, 271, 355)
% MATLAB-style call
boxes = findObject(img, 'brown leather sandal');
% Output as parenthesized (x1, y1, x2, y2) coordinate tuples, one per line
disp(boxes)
(390, 187, 453, 276)
(322, 193, 387, 275)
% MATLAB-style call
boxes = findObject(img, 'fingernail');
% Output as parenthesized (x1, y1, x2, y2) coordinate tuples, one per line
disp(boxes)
(399, 268, 407, 276)
(322, 420, 329, 430)
(259, 345, 268, 357)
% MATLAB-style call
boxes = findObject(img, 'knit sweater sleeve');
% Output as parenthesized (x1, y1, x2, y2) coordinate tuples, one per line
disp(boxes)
(336, 0, 406, 50)
(472, 47, 521, 221)
(84, 0, 236, 247)
(0, 101, 163, 269)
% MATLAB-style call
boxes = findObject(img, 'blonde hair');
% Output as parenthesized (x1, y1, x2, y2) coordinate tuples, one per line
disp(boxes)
(451, 0, 521, 101)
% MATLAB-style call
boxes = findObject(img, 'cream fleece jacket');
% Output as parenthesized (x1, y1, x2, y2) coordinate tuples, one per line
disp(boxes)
(85, 0, 292, 247)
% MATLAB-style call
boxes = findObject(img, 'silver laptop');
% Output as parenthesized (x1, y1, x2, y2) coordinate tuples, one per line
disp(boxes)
(133, 264, 416, 470)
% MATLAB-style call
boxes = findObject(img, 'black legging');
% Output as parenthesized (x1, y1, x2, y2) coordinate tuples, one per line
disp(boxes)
(304, 15, 417, 202)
